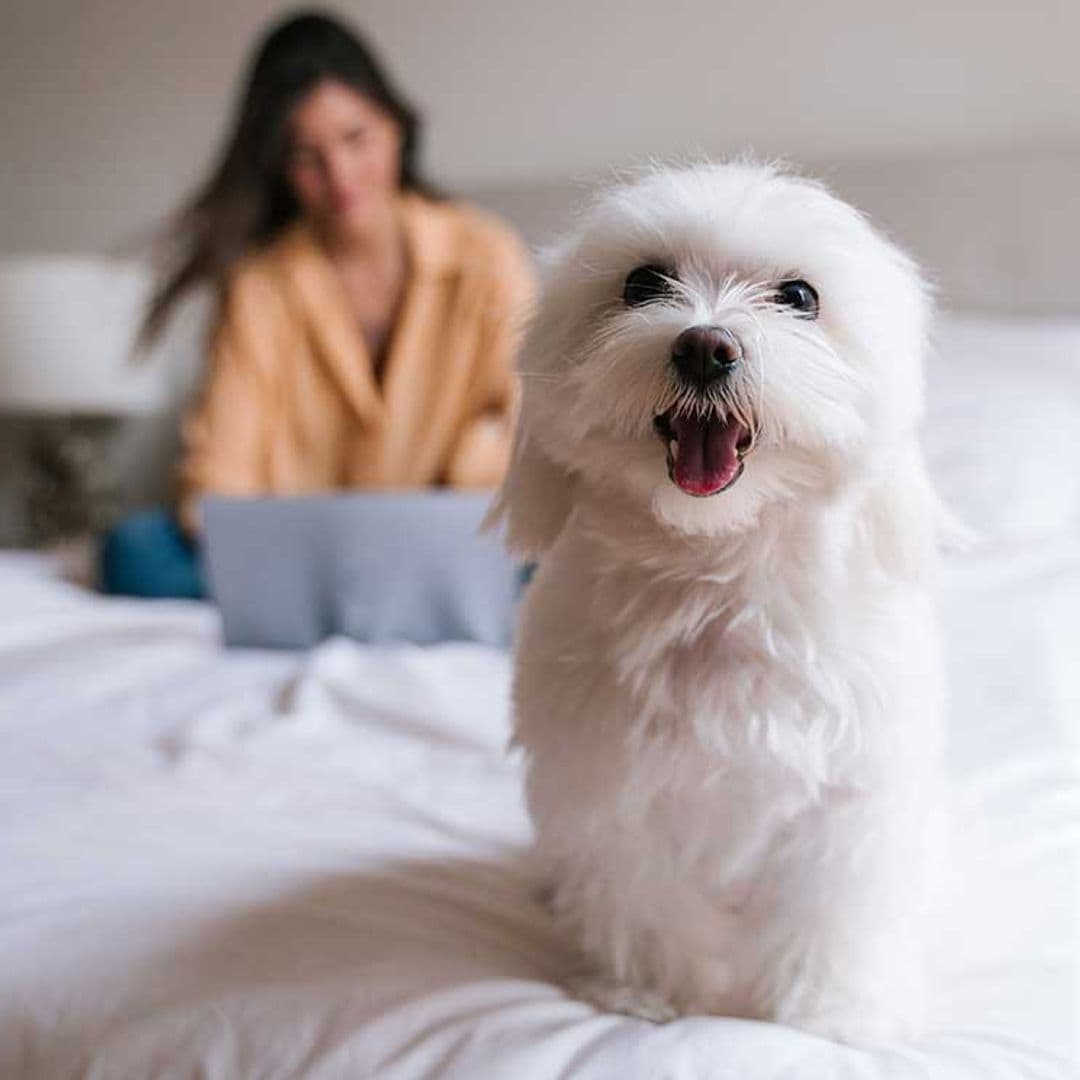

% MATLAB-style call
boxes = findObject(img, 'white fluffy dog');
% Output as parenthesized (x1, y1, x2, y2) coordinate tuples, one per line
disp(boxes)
(493, 162, 946, 1044)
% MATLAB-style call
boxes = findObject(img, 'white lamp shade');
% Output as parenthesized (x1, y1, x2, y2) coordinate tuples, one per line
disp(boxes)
(0, 255, 169, 415)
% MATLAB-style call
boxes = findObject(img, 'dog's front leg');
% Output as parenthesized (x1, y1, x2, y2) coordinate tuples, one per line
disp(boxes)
(760, 795, 932, 1046)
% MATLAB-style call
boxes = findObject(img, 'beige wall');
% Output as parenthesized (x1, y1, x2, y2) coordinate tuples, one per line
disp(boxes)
(3, 0, 1079, 253)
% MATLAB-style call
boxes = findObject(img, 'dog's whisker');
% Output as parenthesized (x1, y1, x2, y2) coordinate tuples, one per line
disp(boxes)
(739, 312, 770, 451)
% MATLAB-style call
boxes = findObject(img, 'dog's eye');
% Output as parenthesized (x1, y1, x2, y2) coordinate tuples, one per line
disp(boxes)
(623, 264, 676, 307)
(775, 279, 819, 319)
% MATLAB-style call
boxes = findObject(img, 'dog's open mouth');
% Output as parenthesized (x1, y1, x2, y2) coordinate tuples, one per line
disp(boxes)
(653, 409, 752, 497)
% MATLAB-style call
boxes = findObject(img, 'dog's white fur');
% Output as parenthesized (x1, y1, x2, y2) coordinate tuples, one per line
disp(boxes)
(493, 162, 946, 1044)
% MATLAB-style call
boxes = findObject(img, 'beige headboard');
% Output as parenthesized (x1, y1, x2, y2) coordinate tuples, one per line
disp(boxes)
(469, 144, 1080, 316)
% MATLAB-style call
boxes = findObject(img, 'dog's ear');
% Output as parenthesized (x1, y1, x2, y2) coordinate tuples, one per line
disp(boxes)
(485, 420, 575, 558)
(862, 448, 954, 583)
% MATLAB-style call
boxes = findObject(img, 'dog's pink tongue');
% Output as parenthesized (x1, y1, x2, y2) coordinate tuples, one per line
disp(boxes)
(670, 414, 745, 496)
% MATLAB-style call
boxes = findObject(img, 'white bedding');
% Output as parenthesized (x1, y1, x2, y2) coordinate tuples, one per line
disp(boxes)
(0, 541, 1076, 1079)
(1, 314, 1079, 1079)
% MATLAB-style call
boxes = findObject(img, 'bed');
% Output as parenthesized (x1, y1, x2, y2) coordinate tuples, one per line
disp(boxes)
(1, 312, 1078, 1079)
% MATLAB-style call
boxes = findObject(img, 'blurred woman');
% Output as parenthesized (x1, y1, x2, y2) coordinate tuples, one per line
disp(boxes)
(105, 11, 533, 596)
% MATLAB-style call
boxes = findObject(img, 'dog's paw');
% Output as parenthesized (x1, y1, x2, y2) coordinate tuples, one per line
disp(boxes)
(566, 974, 678, 1023)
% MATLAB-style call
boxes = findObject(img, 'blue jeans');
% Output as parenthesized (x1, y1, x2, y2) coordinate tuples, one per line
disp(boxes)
(99, 509, 205, 599)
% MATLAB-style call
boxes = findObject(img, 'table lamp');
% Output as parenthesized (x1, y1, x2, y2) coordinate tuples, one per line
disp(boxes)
(0, 255, 169, 544)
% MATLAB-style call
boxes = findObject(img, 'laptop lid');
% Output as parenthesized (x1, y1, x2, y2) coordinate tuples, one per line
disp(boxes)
(200, 492, 519, 650)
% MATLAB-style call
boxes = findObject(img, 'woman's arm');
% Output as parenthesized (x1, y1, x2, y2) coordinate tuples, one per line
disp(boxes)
(176, 268, 282, 534)
(445, 226, 536, 489)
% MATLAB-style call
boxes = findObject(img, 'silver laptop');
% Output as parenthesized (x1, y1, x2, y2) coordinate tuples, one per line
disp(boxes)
(200, 492, 519, 649)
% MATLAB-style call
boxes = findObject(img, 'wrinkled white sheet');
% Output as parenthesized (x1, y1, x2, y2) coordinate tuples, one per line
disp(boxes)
(0, 547, 1077, 1079)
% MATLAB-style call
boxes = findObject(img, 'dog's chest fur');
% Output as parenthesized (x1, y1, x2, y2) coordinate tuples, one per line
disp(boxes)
(516, 494, 902, 786)
(513, 494, 939, 1015)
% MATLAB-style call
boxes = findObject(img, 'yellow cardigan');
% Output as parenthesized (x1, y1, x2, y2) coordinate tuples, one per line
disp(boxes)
(177, 194, 535, 532)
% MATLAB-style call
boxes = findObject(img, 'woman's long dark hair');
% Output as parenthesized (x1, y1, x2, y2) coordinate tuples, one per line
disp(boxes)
(141, 11, 432, 345)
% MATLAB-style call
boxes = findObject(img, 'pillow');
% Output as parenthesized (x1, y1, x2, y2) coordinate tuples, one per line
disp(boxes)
(926, 313, 1080, 545)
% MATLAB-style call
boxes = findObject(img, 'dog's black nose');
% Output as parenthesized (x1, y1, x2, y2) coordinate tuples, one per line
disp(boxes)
(671, 325, 741, 388)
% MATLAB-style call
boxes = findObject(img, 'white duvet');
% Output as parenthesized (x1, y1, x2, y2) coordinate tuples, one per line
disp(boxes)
(0, 534, 1075, 1080)
(1, 315, 1079, 1080)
